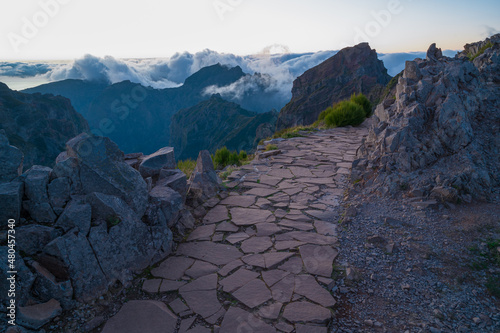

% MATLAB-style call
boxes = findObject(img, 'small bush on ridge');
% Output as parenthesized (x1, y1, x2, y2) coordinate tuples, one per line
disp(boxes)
(324, 101, 365, 128)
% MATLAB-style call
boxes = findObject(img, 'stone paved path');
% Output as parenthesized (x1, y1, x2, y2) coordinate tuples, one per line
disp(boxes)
(102, 126, 368, 333)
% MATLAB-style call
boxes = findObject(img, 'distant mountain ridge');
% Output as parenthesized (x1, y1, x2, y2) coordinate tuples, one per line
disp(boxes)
(0, 82, 89, 169)
(277, 43, 391, 130)
(170, 94, 277, 160)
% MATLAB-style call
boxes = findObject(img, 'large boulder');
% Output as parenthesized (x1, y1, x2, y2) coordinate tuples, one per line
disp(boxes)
(0, 130, 23, 183)
(0, 181, 23, 228)
(23, 166, 56, 223)
(42, 230, 109, 302)
(31, 261, 74, 309)
(355, 37, 500, 201)
(55, 201, 91, 235)
(63, 133, 148, 216)
(47, 177, 71, 215)
(17, 225, 59, 256)
(139, 147, 176, 179)
(188, 150, 222, 204)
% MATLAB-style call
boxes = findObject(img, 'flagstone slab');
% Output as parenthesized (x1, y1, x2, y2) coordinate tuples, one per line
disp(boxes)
(185, 260, 219, 279)
(169, 298, 189, 315)
(278, 219, 314, 231)
(226, 232, 250, 244)
(285, 213, 312, 222)
(305, 209, 338, 221)
(218, 259, 244, 276)
(220, 195, 256, 208)
(220, 307, 276, 333)
(177, 242, 242, 265)
(241, 236, 273, 253)
(271, 274, 295, 302)
(261, 269, 290, 287)
(216, 221, 239, 232)
(282, 301, 331, 324)
(289, 167, 315, 178)
(278, 256, 304, 274)
(179, 274, 217, 292)
(268, 168, 294, 178)
(102, 301, 177, 333)
(142, 279, 162, 293)
(282, 187, 303, 196)
(232, 279, 272, 308)
(230, 207, 274, 225)
(275, 240, 307, 251)
(254, 197, 272, 208)
(244, 188, 280, 197)
(294, 275, 336, 307)
(151, 257, 195, 280)
(299, 245, 338, 278)
(285, 231, 338, 245)
(187, 224, 216, 241)
(159, 280, 187, 292)
(314, 221, 338, 236)
(205, 307, 226, 325)
(259, 175, 283, 186)
(203, 205, 228, 224)
(220, 268, 259, 293)
(257, 302, 283, 320)
(180, 290, 222, 319)
(260, 227, 285, 242)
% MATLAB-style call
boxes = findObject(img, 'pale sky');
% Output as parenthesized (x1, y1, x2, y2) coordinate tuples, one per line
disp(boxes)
(1, 0, 499, 60)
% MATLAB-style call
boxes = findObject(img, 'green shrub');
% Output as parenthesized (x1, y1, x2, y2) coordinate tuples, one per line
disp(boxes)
(324, 101, 366, 128)
(469, 41, 493, 61)
(273, 125, 317, 139)
(318, 107, 334, 121)
(239, 150, 248, 160)
(350, 93, 372, 117)
(213, 147, 248, 169)
(177, 159, 196, 178)
(265, 144, 278, 151)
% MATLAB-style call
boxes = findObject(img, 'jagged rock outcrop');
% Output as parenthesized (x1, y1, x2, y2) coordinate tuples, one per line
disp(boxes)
(354, 36, 500, 202)
(0, 133, 209, 317)
(188, 150, 223, 207)
(170, 94, 278, 160)
(0, 83, 89, 169)
(277, 43, 391, 130)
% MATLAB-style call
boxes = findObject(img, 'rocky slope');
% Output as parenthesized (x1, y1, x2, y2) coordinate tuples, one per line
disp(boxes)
(354, 35, 500, 202)
(276, 42, 391, 130)
(0, 82, 89, 169)
(0, 131, 223, 330)
(170, 94, 278, 160)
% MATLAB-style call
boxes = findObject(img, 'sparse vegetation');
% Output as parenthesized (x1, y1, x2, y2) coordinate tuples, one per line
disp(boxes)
(469, 41, 493, 61)
(324, 101, 366, 128)
(177, 159, 196, 178)
(106, 215, 121, 228)
(317, 93, 371, 128)
(265, 144, 278, 151)
(213, 147, 250, 170)
(469, 238, 500, 297)
(273, 125, 318, 139)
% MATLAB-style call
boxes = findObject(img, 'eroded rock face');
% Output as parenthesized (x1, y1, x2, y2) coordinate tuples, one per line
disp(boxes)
(277, 42, 391, 130)
(188, 150, 222, 206)
(355, 36, 500, 201)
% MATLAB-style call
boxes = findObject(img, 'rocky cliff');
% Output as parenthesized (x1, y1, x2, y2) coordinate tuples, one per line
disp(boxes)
(0, 82, 89, 169)
(276, 42, 391, 130)
(170, 94, 278, 160)
(354, 35, 500, 202)
(0, 131, 221, 320)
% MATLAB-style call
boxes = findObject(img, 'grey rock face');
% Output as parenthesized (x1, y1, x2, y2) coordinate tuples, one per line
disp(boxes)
(43, 229, 109, 302)
(149, 184, 184, 225)
(356, 37, 500, 201)
(139, 147, 176, 178)
(17, 225, 59, 256)
(0, 181, 23, 227)
(55, 201, 91, 235)
(158, 169, 187, 200)
(65, 133, 148, 216)
(48, 177, 71, 215)
(23, 166, 56, 223)
(31, 261, 74, 309)
(188, 150, 222, 205)
(0, 130, 24, 183)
